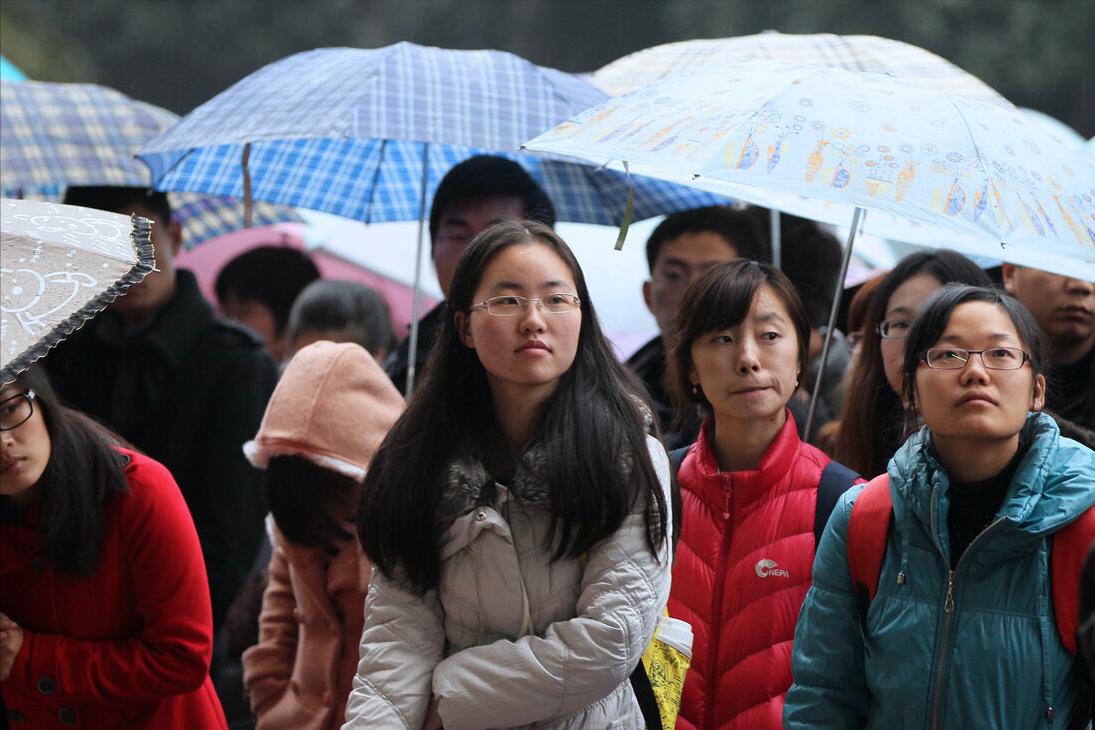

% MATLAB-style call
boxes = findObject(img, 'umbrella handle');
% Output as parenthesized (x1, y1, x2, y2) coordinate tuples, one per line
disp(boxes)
(803, 206, 864, 443)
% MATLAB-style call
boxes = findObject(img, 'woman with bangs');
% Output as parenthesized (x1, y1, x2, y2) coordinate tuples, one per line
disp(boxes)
(343, 220, 673, 729)
(786, 285, 1095, 728)
(664, 259, 860, 730)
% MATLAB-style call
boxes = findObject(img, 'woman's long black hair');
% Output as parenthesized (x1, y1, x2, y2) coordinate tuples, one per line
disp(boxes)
(1, 366, 129, 575)
(357, 220, 669, 595)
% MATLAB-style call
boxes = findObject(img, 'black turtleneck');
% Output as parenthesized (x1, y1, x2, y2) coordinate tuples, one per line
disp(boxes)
(946, 444, 1026, 569)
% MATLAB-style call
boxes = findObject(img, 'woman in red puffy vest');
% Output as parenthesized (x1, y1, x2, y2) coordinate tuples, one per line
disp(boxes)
(664, 260, 858, 730)
(0, 366, 226, 730)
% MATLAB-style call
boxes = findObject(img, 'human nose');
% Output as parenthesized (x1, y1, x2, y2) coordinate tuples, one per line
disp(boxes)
(958, 351, 991, 384)
(735, 339, 761, 375)
(1064, 277, 1094, 296)
(519, 299, 547, 332)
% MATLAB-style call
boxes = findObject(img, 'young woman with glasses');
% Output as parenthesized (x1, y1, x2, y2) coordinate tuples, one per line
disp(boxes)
(786, 285, 1095, 728)
(0, 366, 227, 729)
(344, 220, 672, 729)
(833, 250, 992, 476)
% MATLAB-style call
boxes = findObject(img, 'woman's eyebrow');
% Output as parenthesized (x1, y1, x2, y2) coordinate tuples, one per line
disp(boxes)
(753, 311, 787, 325)
(937, 332, 1017, 343)
(489, 280, 525, 292)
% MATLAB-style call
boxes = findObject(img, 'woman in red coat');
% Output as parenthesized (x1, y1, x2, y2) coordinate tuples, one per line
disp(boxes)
(664, 260, 859, 730)
(0, 366, 227, 730)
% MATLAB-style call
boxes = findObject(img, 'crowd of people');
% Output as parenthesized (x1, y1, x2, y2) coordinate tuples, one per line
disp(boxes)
(1, 152, 1093, 729)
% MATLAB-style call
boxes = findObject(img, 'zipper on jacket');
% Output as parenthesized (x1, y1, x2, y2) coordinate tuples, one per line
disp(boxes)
(704, 486, 734, 730)
(927, 502, 1005, 730)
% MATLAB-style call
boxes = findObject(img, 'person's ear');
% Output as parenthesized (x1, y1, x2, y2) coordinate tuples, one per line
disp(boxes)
(1001, 263, 1018, 294)
(642, 280, 654, 315)
(1030, 373, 1046, 412)
(454, 312, 474, 349)
(903, 375, 917, 412)
(166, 220, 184, 257)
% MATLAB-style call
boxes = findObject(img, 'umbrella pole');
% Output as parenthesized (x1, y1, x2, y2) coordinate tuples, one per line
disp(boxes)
(242, 143, 253, 228)
(404, 143, 430, 398)
(803, 206, 864, 443)
(769, 208, 781, 269)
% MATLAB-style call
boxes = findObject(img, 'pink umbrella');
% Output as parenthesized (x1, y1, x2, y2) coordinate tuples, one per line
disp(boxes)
(174, 223, 436, 336)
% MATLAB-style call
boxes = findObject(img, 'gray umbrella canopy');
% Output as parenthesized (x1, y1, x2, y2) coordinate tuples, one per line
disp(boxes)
(1, 198, 154, 384)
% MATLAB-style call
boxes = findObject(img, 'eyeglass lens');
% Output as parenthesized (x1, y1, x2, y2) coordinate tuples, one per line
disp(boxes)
(0, 393, 34, 431)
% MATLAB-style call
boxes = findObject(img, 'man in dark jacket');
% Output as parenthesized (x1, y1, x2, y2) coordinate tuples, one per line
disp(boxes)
(1003, 264, 1095, 440)
(45, 187, 278, 636)
(383, 156, 556, 394)
(627, 206, 765, 446)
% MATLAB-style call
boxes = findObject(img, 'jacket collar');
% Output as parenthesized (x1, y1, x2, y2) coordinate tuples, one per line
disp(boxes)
(890, 412, 1095, 557)
(437, 442, 556, 530)
(91, 269, 215, 370)
(687, 409, 802, 509)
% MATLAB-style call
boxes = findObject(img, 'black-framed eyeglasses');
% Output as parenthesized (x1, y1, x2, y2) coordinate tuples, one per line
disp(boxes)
(0, 390, 37, 431)
(923, 347, 1030, 370)
(469, 294, 581, 317)
(878, 318, 913, 339)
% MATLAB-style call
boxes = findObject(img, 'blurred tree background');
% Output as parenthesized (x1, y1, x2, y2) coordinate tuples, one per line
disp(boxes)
(2, 0, 1092, 136)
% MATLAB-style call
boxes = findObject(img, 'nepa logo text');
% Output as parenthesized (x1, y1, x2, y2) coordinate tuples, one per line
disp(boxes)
(754, 559, 790, 578)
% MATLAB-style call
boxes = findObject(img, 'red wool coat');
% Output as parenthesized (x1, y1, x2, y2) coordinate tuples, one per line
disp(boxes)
(669, 414, 833, 730)
(0, 448, 227, 730)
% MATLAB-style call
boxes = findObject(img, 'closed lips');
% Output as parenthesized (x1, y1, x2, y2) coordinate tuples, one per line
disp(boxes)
(957, 392, 996, 405)
(517, 341, 550, 352)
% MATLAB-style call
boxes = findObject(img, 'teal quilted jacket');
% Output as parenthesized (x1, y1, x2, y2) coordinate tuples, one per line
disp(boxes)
(785, 413, 1095, 729)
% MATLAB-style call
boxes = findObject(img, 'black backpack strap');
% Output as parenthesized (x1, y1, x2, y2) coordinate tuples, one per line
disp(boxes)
(668, 446, 689, 473)
(815, 460, 860, 550)
(666, 446, 690, 559)
(629, 659, 663, 730)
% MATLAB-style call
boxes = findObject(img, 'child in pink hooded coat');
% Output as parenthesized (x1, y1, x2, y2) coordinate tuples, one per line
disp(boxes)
(241, 341, 403, 730)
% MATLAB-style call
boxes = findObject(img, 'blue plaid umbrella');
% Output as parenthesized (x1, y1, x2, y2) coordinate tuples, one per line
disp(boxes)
(0, 80, 299, 246)
(138, 42, 724, 392)
(137, 43, 723, 225)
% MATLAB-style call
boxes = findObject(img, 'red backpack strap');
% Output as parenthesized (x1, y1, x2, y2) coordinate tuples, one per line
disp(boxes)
(846, 474, 893, 603)
(1051, 505, 1095, 656)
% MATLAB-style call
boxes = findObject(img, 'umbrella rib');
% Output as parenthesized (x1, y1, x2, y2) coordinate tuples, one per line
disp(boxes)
(941, 94, 1007, 247)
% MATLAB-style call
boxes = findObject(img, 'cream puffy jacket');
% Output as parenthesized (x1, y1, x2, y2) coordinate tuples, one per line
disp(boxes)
(342, 434, 673, 729)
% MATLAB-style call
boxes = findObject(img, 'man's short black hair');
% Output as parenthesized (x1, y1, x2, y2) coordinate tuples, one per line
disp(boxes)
(214, 246, 321, 337)
(774, 213, 845, 329)
(644, 205, 767, 273)
(63, 186, 172, 227)
(428, 155, 555, 251)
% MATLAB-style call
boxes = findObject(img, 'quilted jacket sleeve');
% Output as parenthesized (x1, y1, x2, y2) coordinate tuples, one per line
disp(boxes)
(784, 486, 871, 729)
(341, 568, 445, 729)
(430, 436, 673, 729)
(241, 537, 297, 720)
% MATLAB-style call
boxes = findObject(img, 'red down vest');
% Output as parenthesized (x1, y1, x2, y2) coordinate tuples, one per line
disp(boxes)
(669, 412, 833, 730)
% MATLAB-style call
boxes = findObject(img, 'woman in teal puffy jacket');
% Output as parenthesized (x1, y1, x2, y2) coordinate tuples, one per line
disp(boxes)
(785, 285, 1095, 729)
